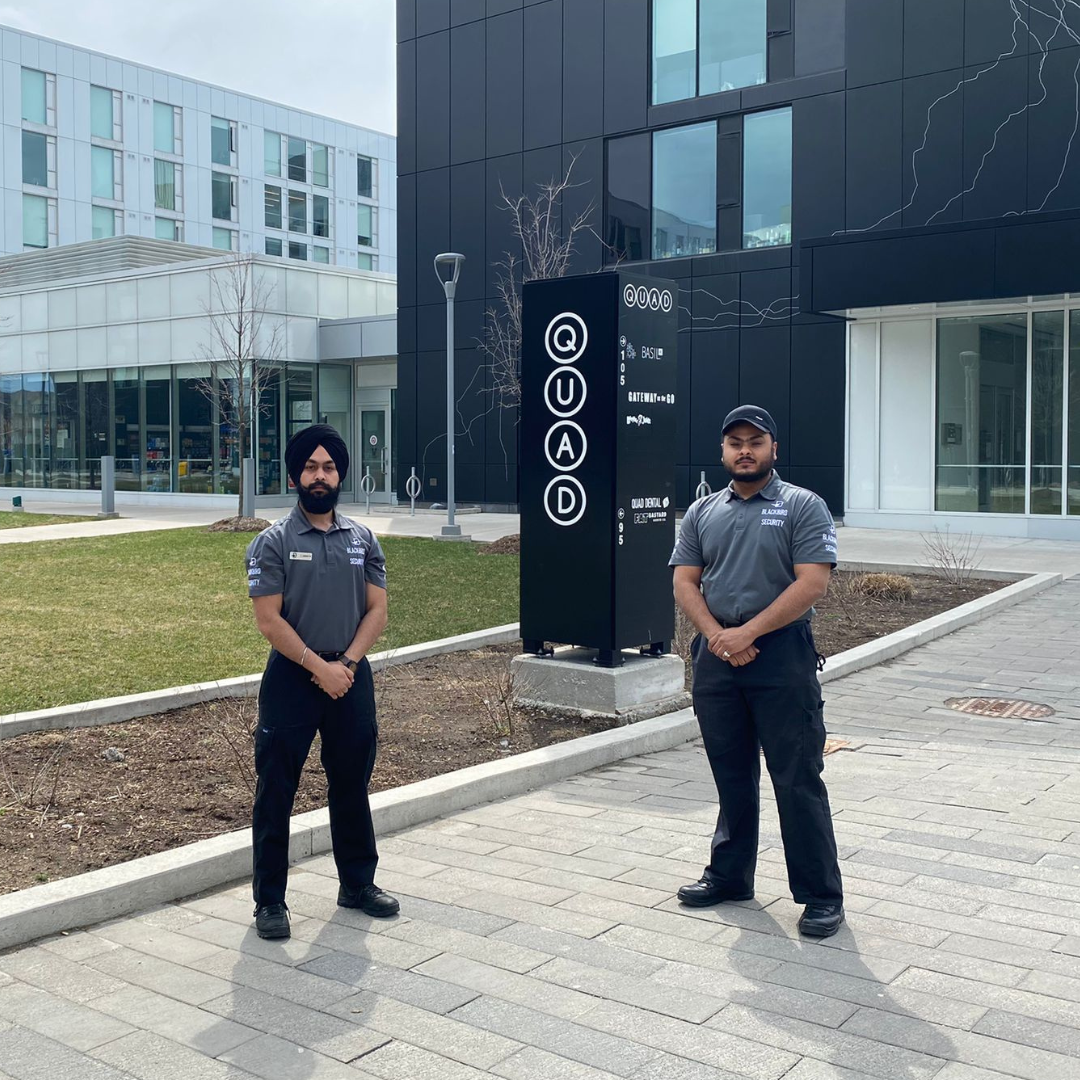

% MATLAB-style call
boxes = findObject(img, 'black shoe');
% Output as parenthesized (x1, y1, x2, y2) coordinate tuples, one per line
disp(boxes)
(254, 902, 290, 939)
(676, 879, 755, 907)
(337, 884, 400, 917)
(798, 903, 845, 938)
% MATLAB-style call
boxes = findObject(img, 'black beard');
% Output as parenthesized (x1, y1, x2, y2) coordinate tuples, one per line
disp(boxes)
(724, 460, 773, 484)
(298, 482, 341, 514)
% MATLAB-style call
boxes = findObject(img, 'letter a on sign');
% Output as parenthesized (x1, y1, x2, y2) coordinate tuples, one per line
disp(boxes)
(556, 431, 575, 459)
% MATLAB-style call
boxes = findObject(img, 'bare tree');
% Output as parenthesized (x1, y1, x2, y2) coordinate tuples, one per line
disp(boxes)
(195, 252, 284, 517)
(479, 156, 598, 410)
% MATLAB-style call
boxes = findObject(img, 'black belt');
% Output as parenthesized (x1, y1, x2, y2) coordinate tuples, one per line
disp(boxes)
(316, 651, 348, 661)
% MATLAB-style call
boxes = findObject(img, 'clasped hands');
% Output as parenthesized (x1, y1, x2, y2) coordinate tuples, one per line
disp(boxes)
(311, 659, 354, 699)
(706, 626, 759, 667)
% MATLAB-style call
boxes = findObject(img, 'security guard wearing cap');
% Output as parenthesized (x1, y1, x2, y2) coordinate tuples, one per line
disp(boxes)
(245, 423, 398, 940)
(669, 405, 844, 938)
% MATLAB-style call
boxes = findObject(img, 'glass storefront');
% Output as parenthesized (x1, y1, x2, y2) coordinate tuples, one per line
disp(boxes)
(0, 363, 348, 497)
(935, 309, 1079, 516)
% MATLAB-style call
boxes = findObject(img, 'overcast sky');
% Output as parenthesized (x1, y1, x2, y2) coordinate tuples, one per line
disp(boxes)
(0, 0, 396, 133)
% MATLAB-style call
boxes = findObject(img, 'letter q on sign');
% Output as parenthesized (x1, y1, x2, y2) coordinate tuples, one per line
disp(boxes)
(544, 312, 588, 364)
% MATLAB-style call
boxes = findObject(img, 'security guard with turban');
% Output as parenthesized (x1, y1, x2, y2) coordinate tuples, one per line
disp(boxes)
(245, 424, 398, 939)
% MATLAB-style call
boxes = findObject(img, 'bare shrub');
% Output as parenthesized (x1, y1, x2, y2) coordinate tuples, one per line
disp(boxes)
(851, 573, 915, 602)
(921, 526, 984, 584)
(0, 730, 70, 822)
(449, 651, 519, 738)
(205, 698, 257, 796)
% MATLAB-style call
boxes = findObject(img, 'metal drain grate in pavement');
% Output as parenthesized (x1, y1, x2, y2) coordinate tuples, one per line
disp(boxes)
(945, 697, 1055, 719)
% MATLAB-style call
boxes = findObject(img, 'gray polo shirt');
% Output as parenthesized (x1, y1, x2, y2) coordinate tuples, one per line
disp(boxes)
(245, 505, 387, 652)
(669, 471, 837, 626)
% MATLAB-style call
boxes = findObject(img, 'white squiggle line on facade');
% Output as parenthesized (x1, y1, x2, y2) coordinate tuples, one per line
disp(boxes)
(677, 287, 801, 333)
(839, 3, 1029, 235)
(927, 0, 1073, 224)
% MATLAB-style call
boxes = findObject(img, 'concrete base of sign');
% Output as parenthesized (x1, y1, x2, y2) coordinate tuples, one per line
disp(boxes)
(511, 647, 689, 723)
(95, 511, 120, 519)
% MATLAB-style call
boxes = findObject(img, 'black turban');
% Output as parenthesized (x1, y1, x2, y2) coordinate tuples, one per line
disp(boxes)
(284, 424, 350, 488)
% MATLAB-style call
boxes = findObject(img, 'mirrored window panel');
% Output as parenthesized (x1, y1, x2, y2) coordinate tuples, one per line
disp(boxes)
(743, 107, 791, 249)
(652, 122, 716, 260)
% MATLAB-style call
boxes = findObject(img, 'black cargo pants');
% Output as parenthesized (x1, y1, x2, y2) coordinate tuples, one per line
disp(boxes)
(251, 650, 379, 906)
(691, 621, 843, 905)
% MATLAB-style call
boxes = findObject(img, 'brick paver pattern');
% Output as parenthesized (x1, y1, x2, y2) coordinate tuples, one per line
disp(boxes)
(2, 582, 1079, 1079)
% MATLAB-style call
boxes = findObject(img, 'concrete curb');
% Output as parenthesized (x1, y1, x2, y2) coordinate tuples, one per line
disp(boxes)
(0, 624, 521, 740)
(0, 570, 1061, 950)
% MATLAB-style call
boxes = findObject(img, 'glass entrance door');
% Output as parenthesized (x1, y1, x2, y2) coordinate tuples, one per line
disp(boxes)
(360, 407, 392, 502)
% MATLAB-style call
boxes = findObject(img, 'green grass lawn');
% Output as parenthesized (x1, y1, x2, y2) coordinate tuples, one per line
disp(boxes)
(1, 529, 519, 714)
(0, 511, 90, 529)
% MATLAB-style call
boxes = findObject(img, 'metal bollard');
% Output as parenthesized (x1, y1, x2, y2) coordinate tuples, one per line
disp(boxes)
(695, 470, 712, 500)
(98, 455, 118, 519)
(406, 468, 422, 517)
(241, 458, 256, 520)
(360, 466, 376, 515)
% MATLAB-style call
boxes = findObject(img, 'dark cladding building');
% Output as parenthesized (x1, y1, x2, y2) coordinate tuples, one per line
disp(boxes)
(397, 1, 1080, 539)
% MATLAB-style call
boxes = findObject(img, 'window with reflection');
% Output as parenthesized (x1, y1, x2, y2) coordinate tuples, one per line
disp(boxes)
(652, 122, 716, 259)
(652, 0, 696, 105)
(177, 364, 213, 494)
(357, 204, 373, 247)
(211, 116, 233, 167)
(92, 206, 117, 239)
(82, 370, 109, 490)
(288, 190, 306, 232)
(257, 368, 282, 496)
(1031, 312, 1064, 514)
(288, 137, 306, 182)
(0, 375, 16, 487)
(936, 314, 1027, 513)
(1069, 312, 1080, 515)
(91, 86, 118, 140)
(22, 131, 49, 188)
(212, 172, 234, 221)
(313, 144, 329, 187)
(265, 131, 281, 176)
(265, 185, 282, 229)
(606, 134, 650, 263)
(113, 369, 141, 491)
(700, 0, 767, 95)
(92, 146, 116, 200)
(743, 107, 791, 249)
(143, 366, 172, 492)
(357, 156, 374, 198)
(313, 194, 330, 238)
(52, 373, 79, 489)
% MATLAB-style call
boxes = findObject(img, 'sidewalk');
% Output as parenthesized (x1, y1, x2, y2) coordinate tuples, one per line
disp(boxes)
(0, 583, 1077, 1078)
(0, 500, 522, 546)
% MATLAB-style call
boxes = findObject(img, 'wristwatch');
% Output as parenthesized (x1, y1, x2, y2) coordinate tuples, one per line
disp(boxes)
(338, 655, 359, 674)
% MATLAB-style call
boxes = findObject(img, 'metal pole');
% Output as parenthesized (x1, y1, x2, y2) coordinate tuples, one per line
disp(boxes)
(444, 283, 460, 536)
(241, 457, 256, 519)
(98, 455, 118, 519)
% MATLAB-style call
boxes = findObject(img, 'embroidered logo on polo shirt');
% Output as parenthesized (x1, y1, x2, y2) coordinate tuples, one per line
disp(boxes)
(289, 551, 313, 561)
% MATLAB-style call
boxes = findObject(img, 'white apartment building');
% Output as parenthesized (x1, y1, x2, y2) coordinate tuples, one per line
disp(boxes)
(1, 24, 396, 273)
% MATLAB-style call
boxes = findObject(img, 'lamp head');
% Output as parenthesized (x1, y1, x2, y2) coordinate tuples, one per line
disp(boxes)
(434, 252, 465, 292)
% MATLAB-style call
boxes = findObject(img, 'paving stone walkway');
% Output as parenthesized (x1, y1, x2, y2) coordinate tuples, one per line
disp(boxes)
(2, 584, 1080, 1080)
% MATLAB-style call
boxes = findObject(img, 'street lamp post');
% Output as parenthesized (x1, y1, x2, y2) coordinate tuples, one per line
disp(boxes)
(434, 252, 465, 537)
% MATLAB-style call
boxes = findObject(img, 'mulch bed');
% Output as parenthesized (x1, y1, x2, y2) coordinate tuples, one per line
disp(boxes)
(0, 571, 1002, 895)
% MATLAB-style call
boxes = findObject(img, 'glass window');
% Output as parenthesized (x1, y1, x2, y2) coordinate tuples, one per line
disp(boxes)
(80, 370, 109, 490)
(212, 171, 233, 220)
(936, 314, 1028, 513)
(288, 241, 307, 261)
(22, 131, 49, 187)
(91, 145, 115, 200)
(357, 156, 374, 198)
(652, 0, 696, 105)
(211, 116, 232, 166)
(313, 144, 329, 187)
(265, 237, 283, 256)
(265, 185, 282, 229)
(154, 159, 177, 210)
(154, 102, 178, 154)
(19, 374, 46, 488)
(155, 216, 181, 241)
(652, 122, 716, 260)
(358, 203, 373, 247)
(318, 366, 351, 486)
(265, 131, 281, 176)
(92, 205, 117, 239)
(256, 367, 283, 495)
(23, 194, 49, 248)
(313, 246, 330, 263)
(1031, 311, 1065, 515)
(113, 368, 141, 491)
(743, 107, 791, 249)
(0, 377, 17, 487)
(53, 372, 79, 490)
(288, 190, 307, 232)
(357, 253, 373, 270)
(212, 227, 234, 251)
(177, 364, 213, 494)
(90, 86, 115, 139)
(21, 68, 47, 124)
(288, 136, 306, 182)
(700, 0, 767, 95)
(286, 365, 314, 438)
(143, 366, 172, 492)
(605, 134, 650, 262)
(313, 194, 330, 238)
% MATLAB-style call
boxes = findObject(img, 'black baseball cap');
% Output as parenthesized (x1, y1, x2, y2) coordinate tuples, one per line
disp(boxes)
(722, 405, 777, 440)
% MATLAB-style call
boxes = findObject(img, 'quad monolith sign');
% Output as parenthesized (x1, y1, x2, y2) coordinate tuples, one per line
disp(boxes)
(520, 271, 679, 667)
